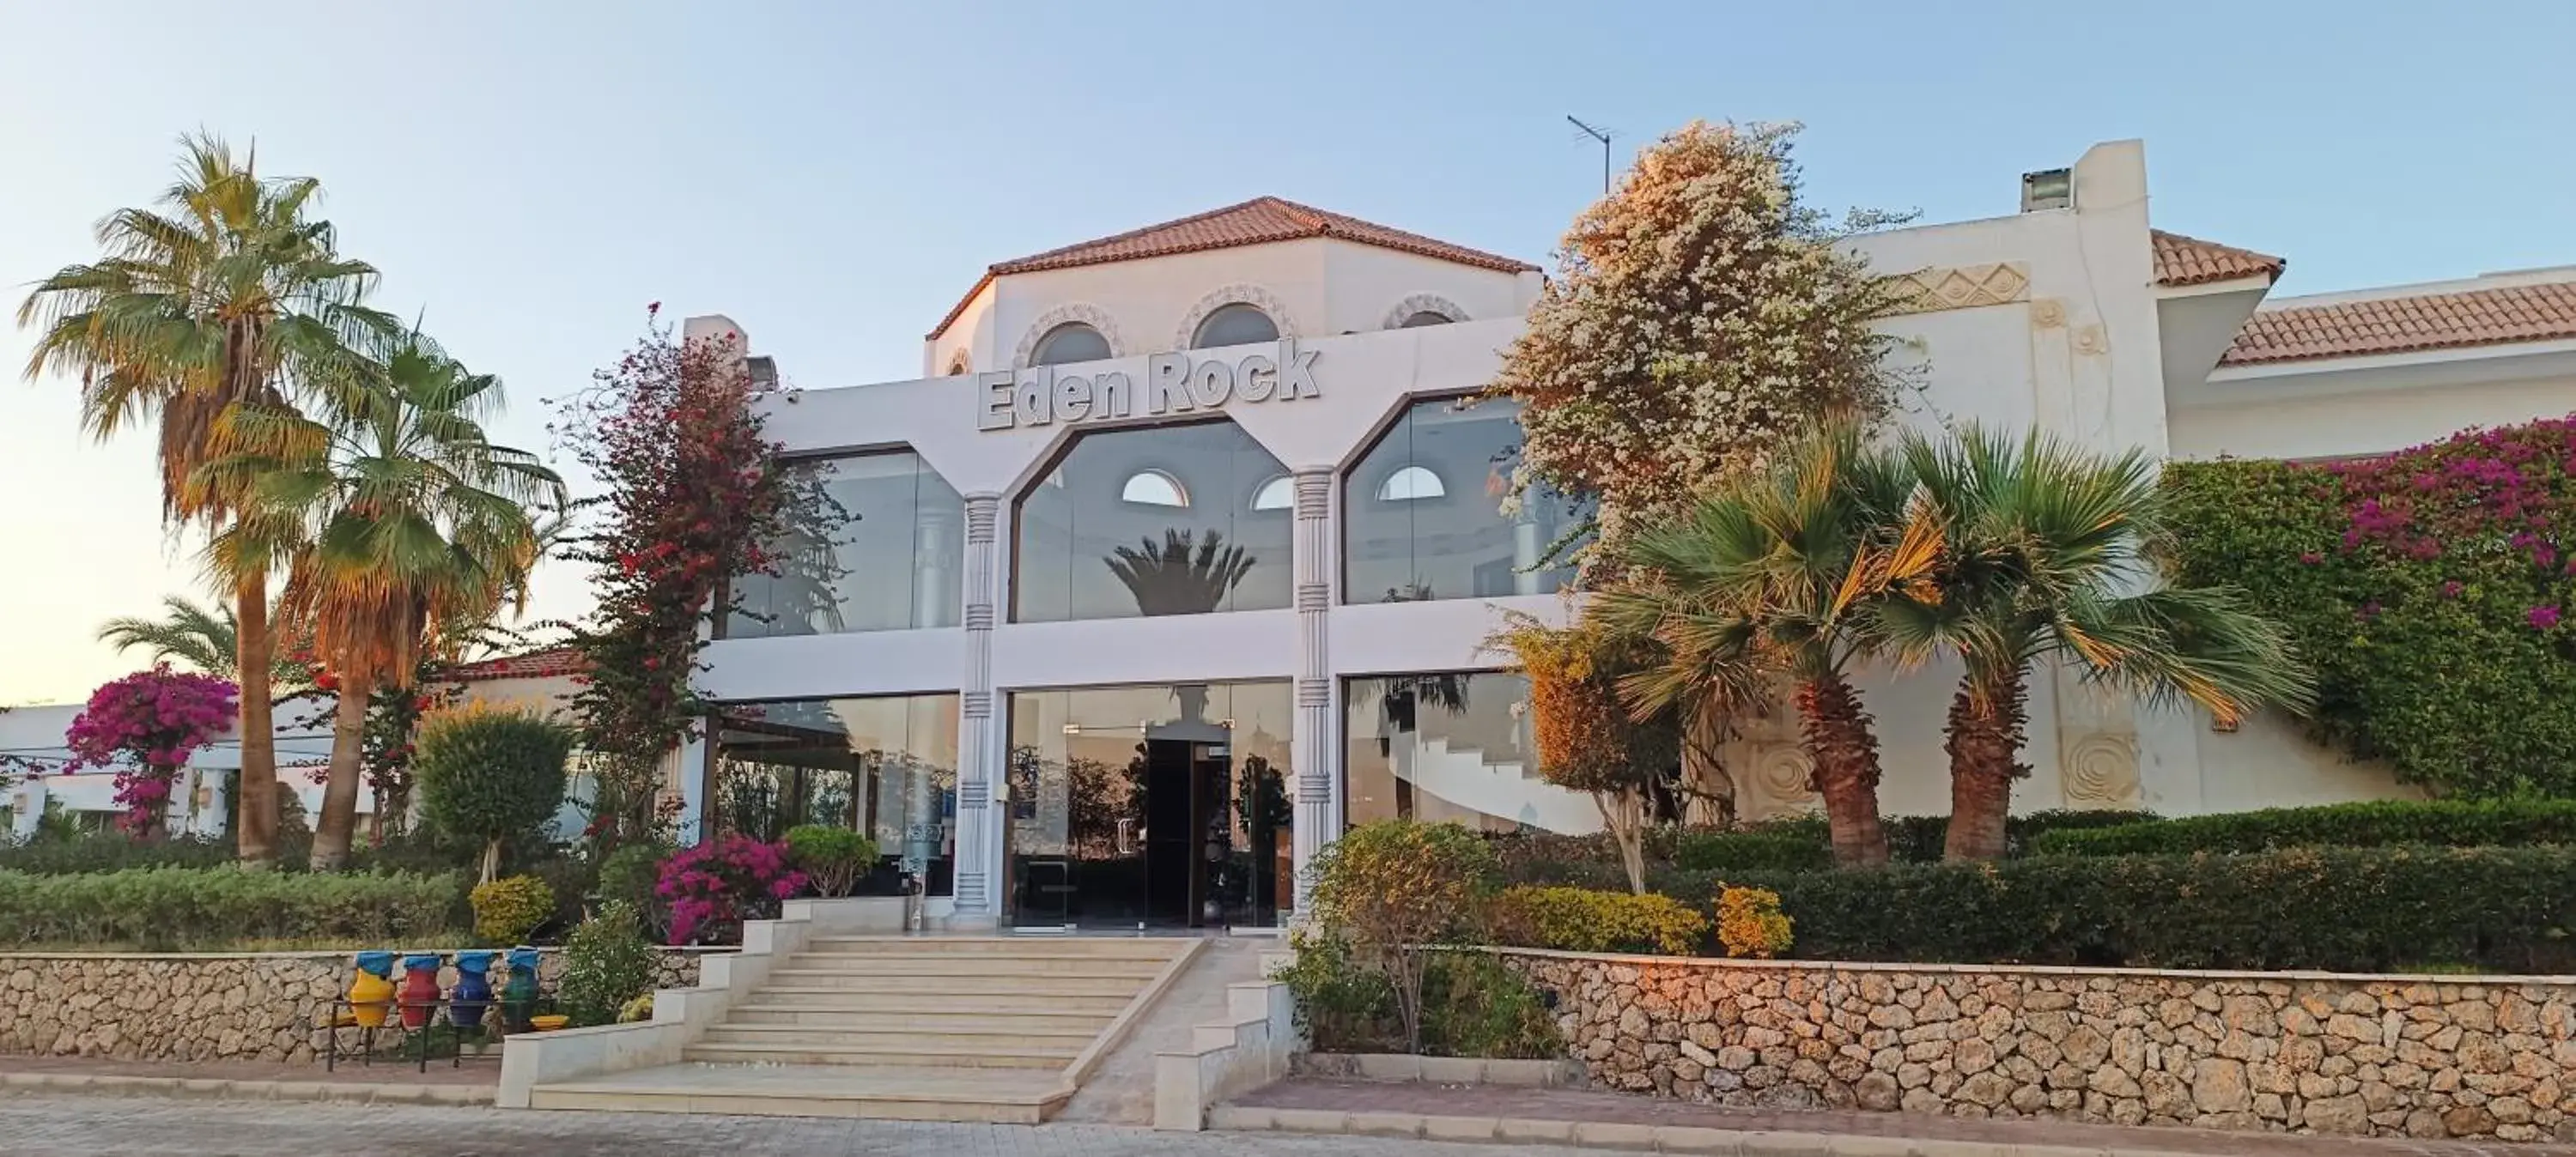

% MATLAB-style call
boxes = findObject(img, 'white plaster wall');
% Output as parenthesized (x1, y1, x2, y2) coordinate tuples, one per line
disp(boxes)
(1313, 243, 1532, 335)
(991, 241, 1330, 366)
(2171, 372, 2576, 461)
(2195, 712, 2427, 812)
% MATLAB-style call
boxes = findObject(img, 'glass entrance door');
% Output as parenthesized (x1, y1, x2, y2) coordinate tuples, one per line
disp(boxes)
(1004, 681, 1292, 930)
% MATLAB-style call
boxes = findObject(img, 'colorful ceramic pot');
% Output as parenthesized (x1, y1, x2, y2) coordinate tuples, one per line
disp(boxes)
(348, 951, 396, 1029)
(501, 945, 541, 1033)
(449, 950, 495, 1030)
(398, 954, 441, 1030)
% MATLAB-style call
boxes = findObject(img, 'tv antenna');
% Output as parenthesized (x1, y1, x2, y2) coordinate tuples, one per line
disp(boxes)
(1566, 115, 1615, 195)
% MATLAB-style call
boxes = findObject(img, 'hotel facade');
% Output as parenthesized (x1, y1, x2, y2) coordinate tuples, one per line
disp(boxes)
(676, 139, 2576, 931)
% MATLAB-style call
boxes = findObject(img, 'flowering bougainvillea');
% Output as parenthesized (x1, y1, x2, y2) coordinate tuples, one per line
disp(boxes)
(653, 833, 805, 945)
(63, 665, 240, 838)
(554, 311, 814, 843)
(2166, 415, 2576, 797)
(1488, 120, 1918, 565)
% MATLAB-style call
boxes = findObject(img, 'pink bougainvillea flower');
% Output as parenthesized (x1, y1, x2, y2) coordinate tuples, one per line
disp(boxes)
(2531, 605, 2564, 630)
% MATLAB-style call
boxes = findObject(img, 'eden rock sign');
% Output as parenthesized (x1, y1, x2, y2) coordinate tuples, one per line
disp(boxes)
(978, 340, 1320, 432)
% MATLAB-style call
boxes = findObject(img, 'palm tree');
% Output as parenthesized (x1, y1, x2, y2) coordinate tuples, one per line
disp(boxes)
(1594, 421, 1939, 867)
(18, 134, 395, 865)
(1874, 427, 2316, 861)
(210, 333, 563, 869)
(97, 596, 239, 674)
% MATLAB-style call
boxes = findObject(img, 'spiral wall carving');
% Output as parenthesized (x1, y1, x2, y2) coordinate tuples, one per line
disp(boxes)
(1753, 744, 1818, 804)
(2060, 733, 2142, 808)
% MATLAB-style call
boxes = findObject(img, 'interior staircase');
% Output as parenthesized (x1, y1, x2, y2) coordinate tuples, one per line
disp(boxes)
(526, 935, 1195, 1123)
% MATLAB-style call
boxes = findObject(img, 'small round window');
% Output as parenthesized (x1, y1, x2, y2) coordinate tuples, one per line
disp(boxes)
(1032, 323, 1112, 366)
(1121, 469, 1189, 507)
(1190, 304, 1279, 349)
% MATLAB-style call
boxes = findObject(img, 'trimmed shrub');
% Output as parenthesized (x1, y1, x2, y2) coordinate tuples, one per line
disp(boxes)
(557, 901, 658, 1027)
(656, 833, 804, 946)
(1674, 830, 1833, 873)
(781, 825, 879, 899)
(2032, 798, 2576, 857)
(1271, 931, 1557, 1058)
(1728, 845, 2576, 973)
(1309, 821, 1499, 1052)
(1492, 886, 1708, 955)
(597, 841, 670, 920)
(0, 867, 459, 950)
(415, 702, 575, 884)
(470, 875, 555, 945)
(0, 835, 236, 875)
(1716, 886, 1793, 959)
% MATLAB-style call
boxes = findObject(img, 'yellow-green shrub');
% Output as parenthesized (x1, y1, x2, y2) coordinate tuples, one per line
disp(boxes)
(1716, 885, 1793, 959)
(1492, 885, 1708, 956)
(470, 874, 555, 944)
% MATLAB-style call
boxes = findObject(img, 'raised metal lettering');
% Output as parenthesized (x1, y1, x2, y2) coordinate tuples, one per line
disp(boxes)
(977, 371, 1018, 430)
(1191, 358, 1235, 406)
(1278, 339, 1321, 400)
(1146, 354, 1194, 414)
(1236, 353, 1277, 401)
(1094, 371, 1133, 419)
(1015, 366, 1055, 426)
(1054, 374, 1092, 421)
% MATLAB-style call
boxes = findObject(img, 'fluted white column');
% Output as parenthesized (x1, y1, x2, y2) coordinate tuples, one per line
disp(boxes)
(1290, 469, 1340, 916)
(951, 494, 1005, 922)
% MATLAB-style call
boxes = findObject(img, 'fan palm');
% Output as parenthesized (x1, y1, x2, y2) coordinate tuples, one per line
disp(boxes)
(1873, 427, 2315, 861)
(96, 595, 239, 674)
(18, 134, 395, 864)
(208, 334, 564, 869)
(1594, 420, 1939, 867)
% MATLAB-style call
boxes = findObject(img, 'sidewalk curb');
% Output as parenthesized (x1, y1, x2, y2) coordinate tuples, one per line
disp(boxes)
(1210, 1103, 2193, 1156)
(0, 1070, 494, 1107)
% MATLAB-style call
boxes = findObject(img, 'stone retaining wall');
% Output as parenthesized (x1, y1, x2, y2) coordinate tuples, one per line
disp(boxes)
(1501, 949, 2576, 1143)
(0, 949, 705, 1065)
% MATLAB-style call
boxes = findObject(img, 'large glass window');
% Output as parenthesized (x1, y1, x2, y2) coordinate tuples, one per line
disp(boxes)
(728, 451, 964, 639)
(1006, 681, 1293, 928)
(1343, 397, 1584, 603)
(1344, 671, 1599, 835)
(709, 694, 961, 895)
(1014, 421, 1292, 622)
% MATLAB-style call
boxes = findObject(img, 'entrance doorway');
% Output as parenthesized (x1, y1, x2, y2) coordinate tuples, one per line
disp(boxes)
(1004, 681, 1294, 930)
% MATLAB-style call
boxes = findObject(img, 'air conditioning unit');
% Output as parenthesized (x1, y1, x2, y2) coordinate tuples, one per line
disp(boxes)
(2021, 168, 2074, 212)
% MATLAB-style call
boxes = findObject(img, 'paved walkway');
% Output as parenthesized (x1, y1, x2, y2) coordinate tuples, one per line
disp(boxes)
(0, 1093, 1638, 1156)
(0, 1054, 495, 1087)
(1227, 1079, 2576, 1157)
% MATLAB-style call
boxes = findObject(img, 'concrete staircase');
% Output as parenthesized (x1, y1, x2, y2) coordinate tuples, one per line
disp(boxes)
(527, 936, 1195, 1123)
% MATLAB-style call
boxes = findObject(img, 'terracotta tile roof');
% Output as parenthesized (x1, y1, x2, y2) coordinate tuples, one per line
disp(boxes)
(446, 646, 584, 682)
(928, 197, 1537, 339)
(2152, 229, 2285, 288)
(2221, 279, 2576, 366)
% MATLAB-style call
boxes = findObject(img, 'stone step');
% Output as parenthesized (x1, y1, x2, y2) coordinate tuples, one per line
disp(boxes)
(757, 971, 1151, 996)
(806, 935, 1185, 960)
(701, 1023, 1093, 1051)
(731, 990, 1137, 1015)
(725, 1005, 1118, 1033)
(528, 1062, 1069, 1124)
(681, 1040, 1072, 1069)
(780, 952, 1169, 978)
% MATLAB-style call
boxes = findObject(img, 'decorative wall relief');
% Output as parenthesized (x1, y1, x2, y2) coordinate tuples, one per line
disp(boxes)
(1883, 263, 2031, 314)
(1753, 743, 1819, 808)
(2060, 732, 2142, 809)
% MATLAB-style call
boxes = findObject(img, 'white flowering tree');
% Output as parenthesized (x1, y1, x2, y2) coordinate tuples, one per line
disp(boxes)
(1492, 120, 1914, 829)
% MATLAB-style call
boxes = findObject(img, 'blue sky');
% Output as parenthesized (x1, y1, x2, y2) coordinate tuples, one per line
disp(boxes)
(2, 0, 2570, 703)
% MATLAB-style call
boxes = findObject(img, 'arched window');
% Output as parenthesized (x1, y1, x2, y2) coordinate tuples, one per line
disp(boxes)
(1397, 311, 1454, 328)
(1376, 465, 1445, 501)
(1120, 469, 1189, 507)
(945, 351, 972, 375)
(1190, 304, 1279, 349)
(1032, 323, 1112, 366)
(1250, 475, 1295, 512)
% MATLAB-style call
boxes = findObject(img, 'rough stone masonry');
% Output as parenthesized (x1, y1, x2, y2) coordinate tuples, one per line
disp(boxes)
(1501, 949, 2576, 1144)
(0, 949, 702, 1066)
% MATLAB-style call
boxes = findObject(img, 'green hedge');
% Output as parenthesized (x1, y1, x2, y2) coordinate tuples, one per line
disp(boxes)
(0, 867, 465, 950)
(0, 836, 240, 875)
(1718, 845, 2576, 973)
(1674, 830, 1833, 873)
(2032, 799, 2576, 857)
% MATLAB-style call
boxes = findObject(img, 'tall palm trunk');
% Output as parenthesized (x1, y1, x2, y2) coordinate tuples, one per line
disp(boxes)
(1680, 693, 1735, 827)
(309, 675, 371, 870)
(1943, 670, 2030, 862)
(233, 572, 279, 865)
(1795, 672, 1888, 866)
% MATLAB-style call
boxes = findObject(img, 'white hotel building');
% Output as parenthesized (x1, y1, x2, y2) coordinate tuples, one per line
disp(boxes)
(678, 139, 2576, 930)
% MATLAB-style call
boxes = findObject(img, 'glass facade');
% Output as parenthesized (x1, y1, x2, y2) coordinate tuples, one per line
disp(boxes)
(1343, 397, 1583, 604)
(1344, 670, 1601, 835)
(728, 451, 965, 639)
(1014, 421, 1293, 623)
(1005, 681, 1294, 927)
(708, 694, 962, 895)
